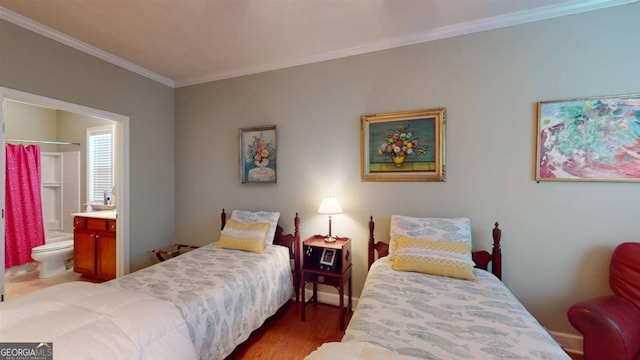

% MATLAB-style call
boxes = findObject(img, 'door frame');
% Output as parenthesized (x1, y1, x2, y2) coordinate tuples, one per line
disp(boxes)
(0, 87, 130, 298)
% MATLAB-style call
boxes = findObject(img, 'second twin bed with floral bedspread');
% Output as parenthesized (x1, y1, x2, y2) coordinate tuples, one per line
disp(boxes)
(107, 209, 299, 360)
(107, 243, 292, 359)
(306, 215, 570, 360)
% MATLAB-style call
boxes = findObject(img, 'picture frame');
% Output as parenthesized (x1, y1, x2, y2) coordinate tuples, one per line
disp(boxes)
(319, 248, 337, 268)
(239, 125, 277, 183)
(361, 108, 446, 182)
(535, 94, 640, 182)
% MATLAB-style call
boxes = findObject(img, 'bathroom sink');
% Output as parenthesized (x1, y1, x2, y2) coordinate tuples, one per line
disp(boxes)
(72, 210, 117, 220)
(89, 204, 116, 211)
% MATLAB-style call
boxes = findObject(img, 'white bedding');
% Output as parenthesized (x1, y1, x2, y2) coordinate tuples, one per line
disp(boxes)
(306, 342, 422, 360)
(0, 282, 197, 360)
(307, 258, 570, 360)
(107, 242, 294, 360)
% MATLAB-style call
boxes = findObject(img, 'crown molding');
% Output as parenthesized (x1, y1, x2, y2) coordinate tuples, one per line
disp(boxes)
(0, 6, 175, 88)
(176, 0, 636, 87)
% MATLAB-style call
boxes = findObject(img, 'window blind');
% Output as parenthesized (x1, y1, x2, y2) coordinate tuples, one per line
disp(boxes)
(87, 125, 114, 204)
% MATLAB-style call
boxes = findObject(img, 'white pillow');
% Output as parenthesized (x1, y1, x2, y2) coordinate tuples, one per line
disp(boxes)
(389, 215, 471, 260)
(230, 210, 280, 245)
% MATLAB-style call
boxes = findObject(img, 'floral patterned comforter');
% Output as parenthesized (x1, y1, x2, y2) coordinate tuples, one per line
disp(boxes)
(335, 258, 570, 360)
(107, 243, 293, 360)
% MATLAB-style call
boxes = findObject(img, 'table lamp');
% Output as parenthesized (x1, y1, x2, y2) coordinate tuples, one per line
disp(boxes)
(317, 195, 343, 243)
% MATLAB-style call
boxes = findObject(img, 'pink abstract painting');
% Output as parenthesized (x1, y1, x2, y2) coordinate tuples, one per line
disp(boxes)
(536, 95, 640, 181)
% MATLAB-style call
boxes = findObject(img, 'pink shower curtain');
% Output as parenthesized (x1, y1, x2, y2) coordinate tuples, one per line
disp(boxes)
(5, 144, 45, 269)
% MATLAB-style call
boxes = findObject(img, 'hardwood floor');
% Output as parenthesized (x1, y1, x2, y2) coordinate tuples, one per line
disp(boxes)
(567, 352, 584, 360)
(226, 301, 350, 360)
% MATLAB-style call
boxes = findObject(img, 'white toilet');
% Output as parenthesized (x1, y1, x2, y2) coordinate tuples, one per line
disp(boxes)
(31, 239, 74, 279)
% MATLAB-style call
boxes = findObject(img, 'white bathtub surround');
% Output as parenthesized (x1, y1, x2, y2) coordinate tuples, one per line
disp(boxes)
(30, 152, 81, 279)
(41, 152, 80, 234)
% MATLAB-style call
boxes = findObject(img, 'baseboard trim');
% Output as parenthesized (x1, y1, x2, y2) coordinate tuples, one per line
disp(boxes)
(549, 330, 583, 355)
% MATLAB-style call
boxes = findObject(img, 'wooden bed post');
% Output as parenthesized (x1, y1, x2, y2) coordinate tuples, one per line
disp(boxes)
(368, 216, 375, 270)
(492, 222, 502, 280)
(368, 217, 389, 269)
(220, 209, 226, 230)
(293, 212, 301, 302)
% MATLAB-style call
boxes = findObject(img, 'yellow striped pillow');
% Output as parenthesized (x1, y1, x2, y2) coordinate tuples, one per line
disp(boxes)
(217, 220, 270, 253)
(392, 237, 476, 281)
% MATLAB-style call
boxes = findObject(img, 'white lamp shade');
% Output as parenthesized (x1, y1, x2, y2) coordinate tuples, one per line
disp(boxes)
(317, 196, 343, 215)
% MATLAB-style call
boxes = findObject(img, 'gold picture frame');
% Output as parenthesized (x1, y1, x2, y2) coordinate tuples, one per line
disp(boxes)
(361, 108, 446, 182)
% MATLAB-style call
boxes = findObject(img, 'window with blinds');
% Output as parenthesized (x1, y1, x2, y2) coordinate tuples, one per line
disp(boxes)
(87, 125, 114, 204)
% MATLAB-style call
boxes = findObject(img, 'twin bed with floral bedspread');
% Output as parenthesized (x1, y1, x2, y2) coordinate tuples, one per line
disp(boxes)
(306, 215, 570, 360)
(1, 210, 300, 360)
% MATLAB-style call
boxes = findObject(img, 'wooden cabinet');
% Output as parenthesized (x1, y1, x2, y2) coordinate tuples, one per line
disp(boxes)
(73, 226, 96, 275)
(74, 216, 116, 281)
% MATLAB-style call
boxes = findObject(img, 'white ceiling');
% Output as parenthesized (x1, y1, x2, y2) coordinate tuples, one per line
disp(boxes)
(0, 0, 634, 88)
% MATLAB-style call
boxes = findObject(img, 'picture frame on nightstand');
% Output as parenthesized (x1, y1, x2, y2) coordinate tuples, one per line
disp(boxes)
(319, 248, 337, 269)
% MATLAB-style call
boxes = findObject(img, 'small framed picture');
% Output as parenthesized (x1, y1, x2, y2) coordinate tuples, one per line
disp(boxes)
(319, 248, 337, 268)
(239, 125, 277, 183)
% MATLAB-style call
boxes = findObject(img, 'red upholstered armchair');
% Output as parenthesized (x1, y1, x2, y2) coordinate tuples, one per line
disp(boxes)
(568, 242, 640, 360)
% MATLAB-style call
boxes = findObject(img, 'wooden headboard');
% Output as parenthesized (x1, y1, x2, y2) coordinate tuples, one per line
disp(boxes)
(221, 209, 301, 301)
(367, 216, 502, 280)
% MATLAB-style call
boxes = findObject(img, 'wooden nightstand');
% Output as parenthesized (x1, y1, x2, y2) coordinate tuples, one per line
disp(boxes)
(301, 235, 352, 330)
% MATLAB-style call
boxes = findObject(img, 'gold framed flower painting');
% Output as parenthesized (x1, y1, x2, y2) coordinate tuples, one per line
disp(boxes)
(361, 108, 446, 182)
(239, 125, 276, 183)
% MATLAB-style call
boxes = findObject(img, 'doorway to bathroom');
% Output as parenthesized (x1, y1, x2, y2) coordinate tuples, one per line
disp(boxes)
(0, 87, 130, 300)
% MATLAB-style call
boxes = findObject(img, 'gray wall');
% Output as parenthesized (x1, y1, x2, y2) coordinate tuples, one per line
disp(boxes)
(0, 18, 176, 271)
(175, 3, 640, 335)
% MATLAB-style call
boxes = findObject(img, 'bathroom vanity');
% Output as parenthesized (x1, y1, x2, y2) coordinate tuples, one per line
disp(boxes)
(72, 211, 117, 281)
